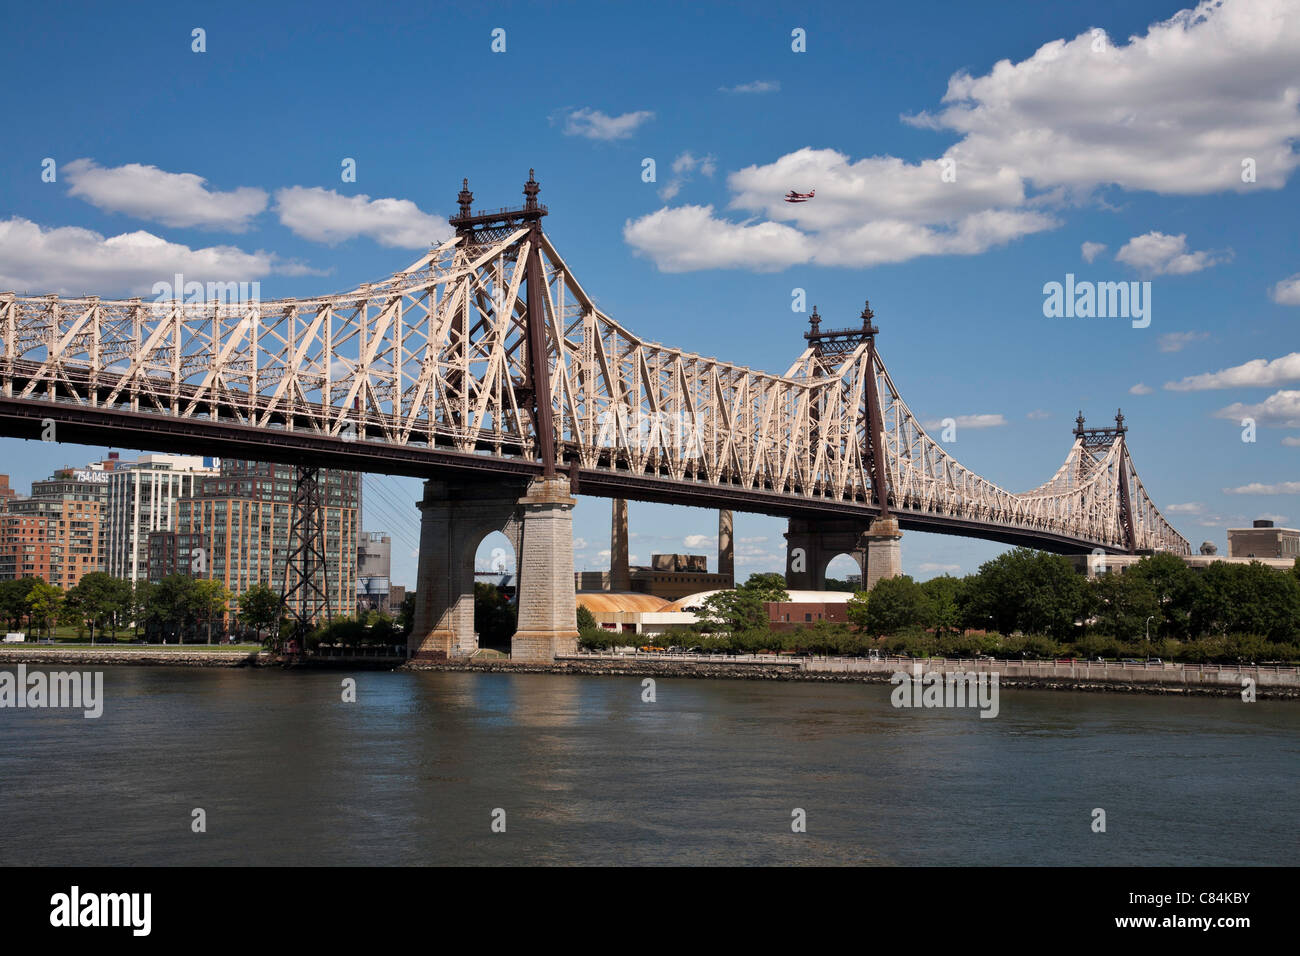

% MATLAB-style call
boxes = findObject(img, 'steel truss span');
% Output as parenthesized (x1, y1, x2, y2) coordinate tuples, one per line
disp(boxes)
(0, 215, 1189, 556)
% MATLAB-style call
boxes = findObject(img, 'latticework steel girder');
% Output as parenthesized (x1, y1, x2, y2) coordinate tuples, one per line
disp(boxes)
(0, 224, 1190, 555)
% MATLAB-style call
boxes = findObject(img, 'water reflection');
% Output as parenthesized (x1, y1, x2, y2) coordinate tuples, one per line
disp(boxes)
(0, 667, 1295, 865)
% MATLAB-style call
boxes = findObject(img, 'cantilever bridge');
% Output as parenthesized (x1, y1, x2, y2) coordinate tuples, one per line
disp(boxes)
(0, 171, 1189, 659)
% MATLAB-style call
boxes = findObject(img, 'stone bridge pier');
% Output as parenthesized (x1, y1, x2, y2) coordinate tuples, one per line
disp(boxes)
(410, 475, 579, 662)
(784, 516, 902, 592)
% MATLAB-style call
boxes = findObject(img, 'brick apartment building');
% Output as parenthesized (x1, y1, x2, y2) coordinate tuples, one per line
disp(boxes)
(147, 460, 360, 620)
(0, 461, 122, 588)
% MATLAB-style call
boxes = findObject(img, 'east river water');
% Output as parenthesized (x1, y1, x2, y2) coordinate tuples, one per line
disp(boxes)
(1, 667, 1296, 865)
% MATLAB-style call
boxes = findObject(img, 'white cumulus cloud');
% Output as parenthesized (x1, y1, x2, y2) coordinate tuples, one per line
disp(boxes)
(1158, 331, 1210, 352)
(557, 107, 654, 140)
(1081, 241, 1107, 263)
(904, 0, 1300, 195)
(1271, 273, 1300, 305)
(922, 413, 1008, 429)
(0, 217, 292, 296)
(626, 1, 1300, 273)
(1214, 389, 1300, 427)
(719, 80, 781, 94)
(64, 159, 268, 231)
(1165, 352, 1300, 391)
(274, 187, 451, 248)
(624, 205, 814, 272)
(660, 152, 718, 200)
(1223, 481, 1300, 495)
(1116, 232, 1226, 275)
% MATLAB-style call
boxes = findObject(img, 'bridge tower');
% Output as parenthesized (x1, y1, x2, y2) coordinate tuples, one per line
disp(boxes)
(1075, 409, 1138, 553)
(410, 172, 579, 662)
(785, 301, 902, 592)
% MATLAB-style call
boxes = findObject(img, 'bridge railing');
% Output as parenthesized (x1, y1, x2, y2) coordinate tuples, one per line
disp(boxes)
(314, 645, 406, 658)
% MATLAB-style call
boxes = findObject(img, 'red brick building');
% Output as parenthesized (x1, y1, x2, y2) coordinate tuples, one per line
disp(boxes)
(766, 599, 852, 632)
(0, 465, 116, 588)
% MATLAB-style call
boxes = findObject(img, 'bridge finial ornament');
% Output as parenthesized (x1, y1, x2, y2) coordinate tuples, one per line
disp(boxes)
(523, 169, 540, 211)
(1075, 410, 1086, 436)
(1115, 408, 1126, 433)
(861, 300, 878, 337)
(457, 178, 473, 218)
(808, 305, 821, 334)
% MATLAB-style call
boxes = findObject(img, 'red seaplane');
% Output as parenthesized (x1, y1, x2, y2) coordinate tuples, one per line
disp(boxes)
(784, 187, 815, 203)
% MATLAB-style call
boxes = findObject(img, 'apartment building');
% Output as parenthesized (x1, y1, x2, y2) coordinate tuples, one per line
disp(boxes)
(147, 460, 360, 620)
(105, 454, 220, 580)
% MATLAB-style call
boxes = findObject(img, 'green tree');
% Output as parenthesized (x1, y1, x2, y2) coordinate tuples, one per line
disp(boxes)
(0, 578, 35, 631)
(740, 572, 790, 603)
(960, 548, 1086, 639)
(697, 588, 769, 634)
(26, 580, 64, 641)
(397, 592, 415, 636)
(474, 582, 516, 647)
(1191, 561, 1300, 641)
(1126, 552, 1198, 639)
(694, 573, 789, 636)
(575, 603, 608, 649)
(148, 575, 201, 642)
(822, 577, 858, 593)
(65, 572, 131, 643)
(193, 578, 234, 644)
(1089, 571, 1160, 640)
(863, 575, 934, 637)
(846, 590, 870, 633)
(128, 580, 154, 640)
(920, 575, 963, 635)
(238, 583, 283, 645)
(366, 613, 397, 645)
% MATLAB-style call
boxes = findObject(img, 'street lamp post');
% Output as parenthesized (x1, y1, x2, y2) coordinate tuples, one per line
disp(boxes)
(1145, 615, 1154, 643)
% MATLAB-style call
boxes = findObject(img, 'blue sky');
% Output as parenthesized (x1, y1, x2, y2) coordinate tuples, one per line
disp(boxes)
(0, 0, 1297, 588)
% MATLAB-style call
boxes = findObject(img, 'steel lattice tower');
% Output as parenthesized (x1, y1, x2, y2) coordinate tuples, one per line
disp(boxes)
(282, 465, 332, 649)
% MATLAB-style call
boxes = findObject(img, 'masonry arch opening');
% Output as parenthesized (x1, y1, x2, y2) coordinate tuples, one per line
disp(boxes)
(824, 553, 865, 591)
(474, 531, 517, 653)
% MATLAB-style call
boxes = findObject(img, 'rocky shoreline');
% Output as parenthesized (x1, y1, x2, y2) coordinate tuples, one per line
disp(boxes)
(0, 648, 262, 667)
(400, 657, 1300, 699)
(3, 648, 1294, 698)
